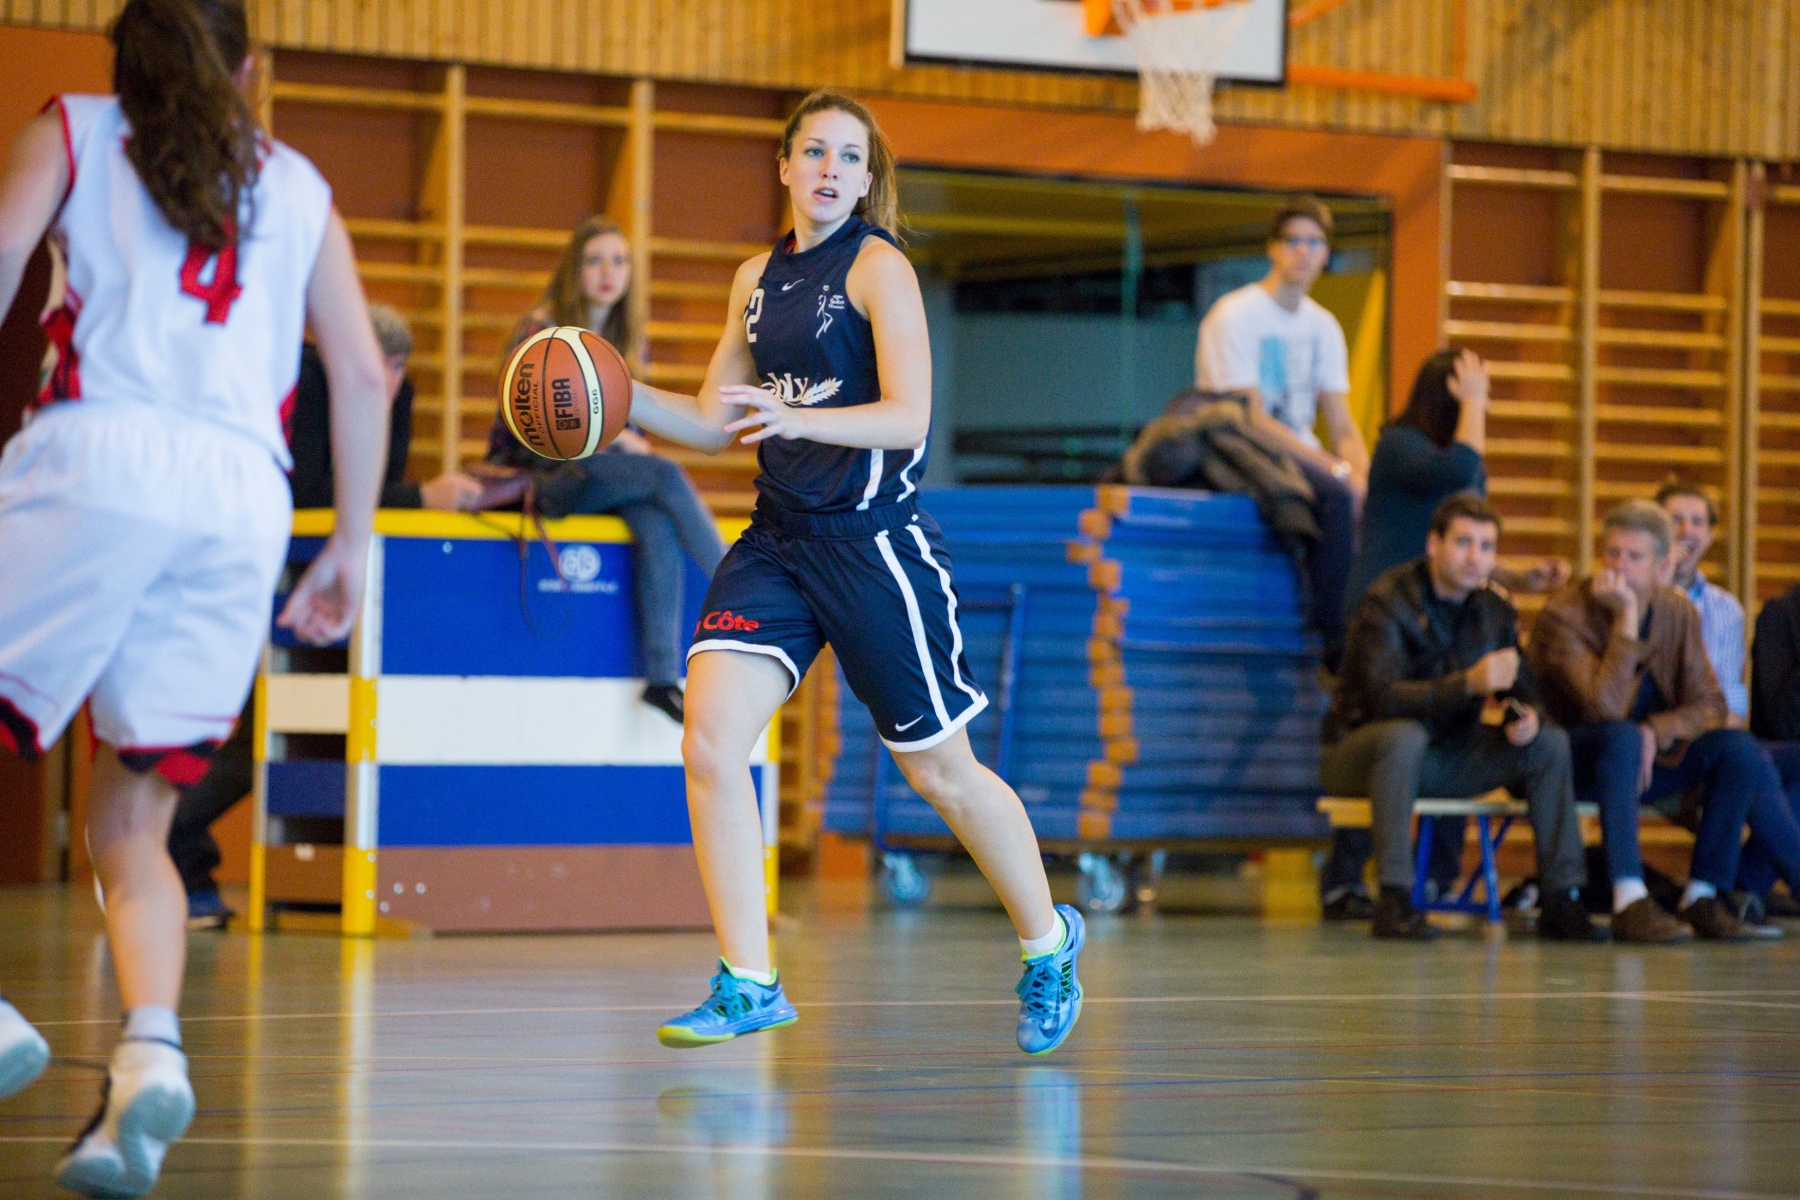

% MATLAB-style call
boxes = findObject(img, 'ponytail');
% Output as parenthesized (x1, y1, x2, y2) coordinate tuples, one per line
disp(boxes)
(110, 0, 258, 251)
(780, 90, 901, 239)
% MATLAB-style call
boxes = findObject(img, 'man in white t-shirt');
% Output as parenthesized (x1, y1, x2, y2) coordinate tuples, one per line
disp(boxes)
(1197, 196, 1365, 672)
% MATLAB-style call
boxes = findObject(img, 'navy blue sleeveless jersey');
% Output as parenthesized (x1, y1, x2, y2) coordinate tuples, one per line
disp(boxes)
(744, 215, 927, 514)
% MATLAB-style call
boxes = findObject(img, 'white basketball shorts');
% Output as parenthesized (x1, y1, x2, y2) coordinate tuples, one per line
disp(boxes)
(0, 401, 291, 784)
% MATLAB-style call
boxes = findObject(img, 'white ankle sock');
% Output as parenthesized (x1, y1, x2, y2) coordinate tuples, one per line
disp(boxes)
(122, 1006, 180, 1047)
(1613, 878, 1649, 914)
(1020, 912, 1067, 961)
(1681, 880, 1718, 909)
(723, 960, 776, 987)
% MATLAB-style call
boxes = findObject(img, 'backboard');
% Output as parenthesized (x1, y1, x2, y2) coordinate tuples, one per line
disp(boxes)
(893, 0, 1287, 86)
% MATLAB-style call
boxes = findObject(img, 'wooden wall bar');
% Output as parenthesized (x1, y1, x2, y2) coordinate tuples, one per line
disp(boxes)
(8, 0, 1800, 161)
(1447, 144, 1767, 619)
(1749, 174, 1800, 606)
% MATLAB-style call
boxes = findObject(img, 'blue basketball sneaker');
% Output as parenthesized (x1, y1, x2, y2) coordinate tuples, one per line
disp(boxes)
(657, 962, 799, 1049)
(1016, 904, 1085, 1056)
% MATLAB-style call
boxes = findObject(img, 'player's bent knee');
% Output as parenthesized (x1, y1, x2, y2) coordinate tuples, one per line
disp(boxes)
(893, 744, 989, 819)
(681, 724, 743, 784)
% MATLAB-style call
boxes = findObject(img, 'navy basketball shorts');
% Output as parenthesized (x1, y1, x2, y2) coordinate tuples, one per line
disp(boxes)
(687, 501, 988, 752)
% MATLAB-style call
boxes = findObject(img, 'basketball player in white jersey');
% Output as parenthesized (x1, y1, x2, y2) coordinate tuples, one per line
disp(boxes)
(0, 1, 390, 1193)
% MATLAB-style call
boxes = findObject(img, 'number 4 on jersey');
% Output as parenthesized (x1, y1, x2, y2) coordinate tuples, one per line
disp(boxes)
(179, 239, 243, 324)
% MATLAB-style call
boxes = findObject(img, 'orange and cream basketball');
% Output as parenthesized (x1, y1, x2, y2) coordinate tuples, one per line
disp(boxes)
(499, 326, 633, 461)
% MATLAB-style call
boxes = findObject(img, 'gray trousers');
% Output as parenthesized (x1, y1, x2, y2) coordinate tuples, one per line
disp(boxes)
(571, 452, 727, 685)
(1320, 719, 1585, 893)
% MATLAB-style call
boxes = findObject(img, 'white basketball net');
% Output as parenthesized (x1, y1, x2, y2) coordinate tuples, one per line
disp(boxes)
(1111, 0, 1254, 145)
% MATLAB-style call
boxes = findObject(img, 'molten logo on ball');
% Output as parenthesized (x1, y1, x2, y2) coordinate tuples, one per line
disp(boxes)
(498, 326, 633, 461)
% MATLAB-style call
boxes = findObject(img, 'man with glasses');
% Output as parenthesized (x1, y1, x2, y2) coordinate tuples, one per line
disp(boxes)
(1198, 197, 1364, 669)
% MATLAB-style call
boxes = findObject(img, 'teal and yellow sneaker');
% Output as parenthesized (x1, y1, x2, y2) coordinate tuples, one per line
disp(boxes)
(657, 962, 799, 1049)
(1016, 904, 1085, 1056)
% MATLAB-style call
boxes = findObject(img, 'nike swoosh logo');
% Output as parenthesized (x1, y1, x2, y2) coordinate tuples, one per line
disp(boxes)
(782, 279, 805, 291)
(895, 716, 926, 732)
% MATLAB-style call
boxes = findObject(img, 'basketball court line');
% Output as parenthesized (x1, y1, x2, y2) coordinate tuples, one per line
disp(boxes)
(0, 1132, 1790, 1198)
(22, 987, 1800, 1027)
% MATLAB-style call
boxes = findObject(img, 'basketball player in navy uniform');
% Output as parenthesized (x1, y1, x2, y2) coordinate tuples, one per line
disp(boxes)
(617, 90, 1084, 1055)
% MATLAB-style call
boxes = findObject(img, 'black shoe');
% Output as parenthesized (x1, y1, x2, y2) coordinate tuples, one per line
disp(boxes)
(1765, 887, 1800, 919)
(1538, 889, 1610, 942)
(642, 683, 685, 723)
(1372, 887, 1437, 940)
(1322, 890, 1374, 921)
(1502, 878, 1541, 913)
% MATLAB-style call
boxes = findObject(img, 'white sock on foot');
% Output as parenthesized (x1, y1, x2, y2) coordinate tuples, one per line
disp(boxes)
(1681, 880, 1718, 909)
(723, 960, 776, 988)
(123, 1006, 180, 1047)
(1020, 912, 1067, 961)
(1613, 878, 1649, 914)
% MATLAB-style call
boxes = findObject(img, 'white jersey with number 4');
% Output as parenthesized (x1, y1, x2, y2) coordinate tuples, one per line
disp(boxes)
(42, 94, 333, 469)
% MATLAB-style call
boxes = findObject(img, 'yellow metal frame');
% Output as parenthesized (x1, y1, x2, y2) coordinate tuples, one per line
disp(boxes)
(246, 666, 270, 933)
(291, 508, 750, 544)
(763, 714, 782, 917)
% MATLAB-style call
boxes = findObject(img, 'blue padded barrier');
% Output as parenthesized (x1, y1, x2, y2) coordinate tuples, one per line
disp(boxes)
(823, 484, 1330, 848)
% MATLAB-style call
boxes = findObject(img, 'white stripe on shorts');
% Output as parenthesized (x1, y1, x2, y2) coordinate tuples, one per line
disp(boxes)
(874, 529, 951, 730)
(906, 521, 983, 708)
(685, 638, 801, 698)
(855, 448, 885, 511)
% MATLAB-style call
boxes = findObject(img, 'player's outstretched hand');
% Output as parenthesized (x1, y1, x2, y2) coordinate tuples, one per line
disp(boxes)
(720, 383, 803, 445)
(277, 534, 369, 645)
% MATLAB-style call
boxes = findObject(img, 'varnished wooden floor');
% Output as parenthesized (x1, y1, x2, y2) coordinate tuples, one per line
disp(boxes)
(1, 880, 1797, 1199)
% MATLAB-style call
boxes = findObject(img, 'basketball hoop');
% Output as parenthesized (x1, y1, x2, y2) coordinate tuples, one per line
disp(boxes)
(1102, 0, 1254, 145)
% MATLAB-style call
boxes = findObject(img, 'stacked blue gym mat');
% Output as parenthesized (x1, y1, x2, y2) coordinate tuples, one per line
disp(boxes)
(1075, 487, 1329, 840)
(821, 484, 1329, 847)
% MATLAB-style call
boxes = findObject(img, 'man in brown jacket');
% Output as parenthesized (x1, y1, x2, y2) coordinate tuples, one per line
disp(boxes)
(1530, 500, 1773, 942)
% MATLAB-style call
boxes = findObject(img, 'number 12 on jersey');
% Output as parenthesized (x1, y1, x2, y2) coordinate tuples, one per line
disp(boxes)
(744, 287, 764, 343)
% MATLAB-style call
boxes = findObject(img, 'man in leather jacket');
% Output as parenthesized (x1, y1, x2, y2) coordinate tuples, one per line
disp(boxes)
(1323, 494, 1601, 941)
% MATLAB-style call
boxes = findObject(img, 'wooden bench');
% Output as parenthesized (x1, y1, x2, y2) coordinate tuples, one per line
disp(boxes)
(1317, 795, 1548, 923)
(1318, 794, 1696, 924)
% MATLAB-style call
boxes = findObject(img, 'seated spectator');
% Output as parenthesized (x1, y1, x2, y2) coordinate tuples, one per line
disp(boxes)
(288, 306, 482, 512)
(1530, 500, 1800, 942)
(1658, 481, 1748, 720)
(487, 216, 725, 723)
(1754, 580, 1800, 745)
(1197, 196, 1361, 671)
(1663, 480, 1800, 926)
(1322, 494, 1600, 942)
(171, 305, 475, 928)
(1322, 348, 1570, 918)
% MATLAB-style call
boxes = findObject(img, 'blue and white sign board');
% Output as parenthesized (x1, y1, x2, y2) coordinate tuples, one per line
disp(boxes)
(894, 0, 1287, 86)
(257, 511, 774, 934)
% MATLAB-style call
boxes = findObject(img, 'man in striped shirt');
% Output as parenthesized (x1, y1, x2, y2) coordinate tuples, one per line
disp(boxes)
(1661, 482, 1800, 926)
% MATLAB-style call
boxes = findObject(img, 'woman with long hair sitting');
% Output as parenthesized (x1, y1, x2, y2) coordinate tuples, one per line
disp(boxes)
(486, 216, 727, 722)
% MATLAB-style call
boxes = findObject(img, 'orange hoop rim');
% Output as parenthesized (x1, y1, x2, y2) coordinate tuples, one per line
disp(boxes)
(1083, 0, 1252, 38)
